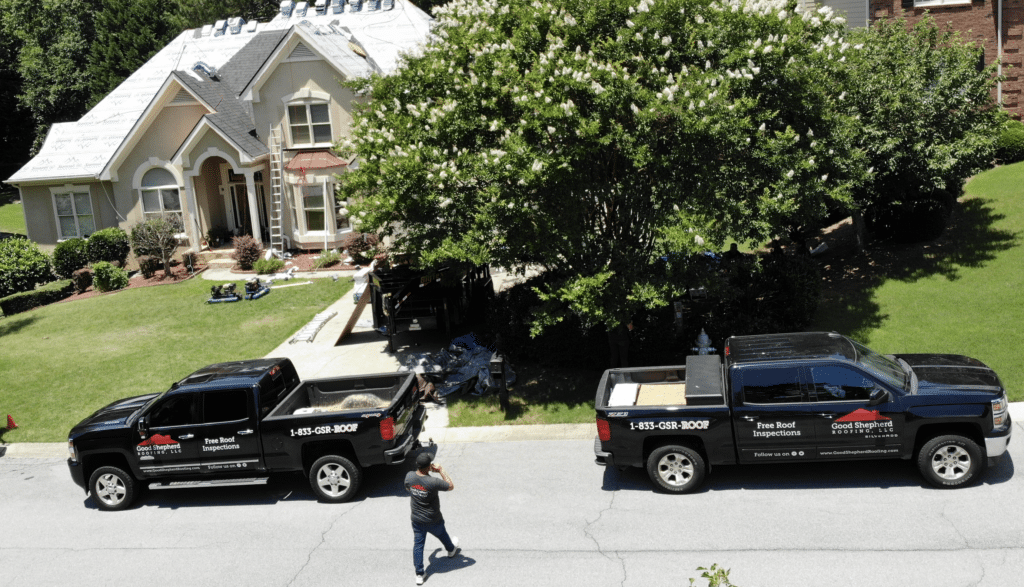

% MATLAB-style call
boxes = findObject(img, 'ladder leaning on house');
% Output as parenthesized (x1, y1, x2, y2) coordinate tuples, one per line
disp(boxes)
(268, 126, 286, 256)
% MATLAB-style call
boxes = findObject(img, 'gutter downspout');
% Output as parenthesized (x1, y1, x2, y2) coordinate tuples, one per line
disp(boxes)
(999, 0, 1003, 107)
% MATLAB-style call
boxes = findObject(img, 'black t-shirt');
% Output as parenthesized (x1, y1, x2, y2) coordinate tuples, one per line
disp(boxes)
(405, 471, 450, 523)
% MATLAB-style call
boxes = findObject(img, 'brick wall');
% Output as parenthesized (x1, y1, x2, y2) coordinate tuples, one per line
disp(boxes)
(869, 0, 1020, 117)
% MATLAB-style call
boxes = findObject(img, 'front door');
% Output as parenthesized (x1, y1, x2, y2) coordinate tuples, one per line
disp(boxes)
(731, 365, 820, 463)
(197, 388, 264, 474)
(136, 394, 202, 477)
(230, 184, 252, 235)
(807, 364, 905, 459)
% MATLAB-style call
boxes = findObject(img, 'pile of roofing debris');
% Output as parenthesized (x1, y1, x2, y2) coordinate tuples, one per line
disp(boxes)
(399, 334, 516, 397)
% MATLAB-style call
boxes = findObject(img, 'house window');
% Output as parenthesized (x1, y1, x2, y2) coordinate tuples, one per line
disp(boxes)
(301, 185, 326, 231)
(53, 190, 95, 239)
(288, 103, 332, 146)
(140, 168, 182, 222)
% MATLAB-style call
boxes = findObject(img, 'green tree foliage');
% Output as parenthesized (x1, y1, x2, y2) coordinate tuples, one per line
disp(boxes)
(0, 0, 101, 154)
(339, 0, 863, 330)
(52, 237, 90, 279)
(87, 0, 179, 107)
(0, 236, 51, 298)
(844, 16, 1001, 230)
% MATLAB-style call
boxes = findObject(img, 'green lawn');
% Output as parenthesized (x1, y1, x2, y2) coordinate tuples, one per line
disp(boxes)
(811, 162, 1024, 401)
(0, 189, 26, 235)
(0, 276, 351, 442)
(447, 364, 602, 427)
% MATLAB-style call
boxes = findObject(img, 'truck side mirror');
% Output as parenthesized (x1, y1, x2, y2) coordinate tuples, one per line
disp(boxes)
(136, 416, 149, 439)
(867, 387, 891, 406)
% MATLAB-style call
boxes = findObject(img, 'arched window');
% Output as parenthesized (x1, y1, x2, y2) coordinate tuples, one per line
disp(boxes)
(140, 168, 182, 221)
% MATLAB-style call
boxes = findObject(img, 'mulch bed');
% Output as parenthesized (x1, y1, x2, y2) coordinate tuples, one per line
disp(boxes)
(228, 252, 364, 274)
(58, 264, 208, 304)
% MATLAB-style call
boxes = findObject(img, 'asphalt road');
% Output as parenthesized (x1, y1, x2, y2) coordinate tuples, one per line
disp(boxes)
(2, 428, 1022, 587)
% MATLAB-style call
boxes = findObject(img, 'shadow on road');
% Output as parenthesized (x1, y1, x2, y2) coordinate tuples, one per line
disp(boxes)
(601, 453, 1014, 493)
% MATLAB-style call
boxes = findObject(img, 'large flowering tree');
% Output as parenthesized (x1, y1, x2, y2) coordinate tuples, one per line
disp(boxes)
(339, 0, 863, 329)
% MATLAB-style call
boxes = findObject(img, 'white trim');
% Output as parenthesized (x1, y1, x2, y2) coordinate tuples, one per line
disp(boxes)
(132, 158, 184, 190)
(913, 0, 971, 6)
(173, 118, 263, 168)
(281, 88, 332, 103)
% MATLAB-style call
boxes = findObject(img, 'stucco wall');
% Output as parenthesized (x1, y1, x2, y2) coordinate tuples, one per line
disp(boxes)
(18, 181, 110, 249)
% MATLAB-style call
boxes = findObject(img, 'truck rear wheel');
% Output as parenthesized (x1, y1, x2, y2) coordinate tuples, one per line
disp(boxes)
(89, 466, 137, 511)
(917, 435, 983, 489)
(309, 455, 362, 503)
(646, 445, 705, 494)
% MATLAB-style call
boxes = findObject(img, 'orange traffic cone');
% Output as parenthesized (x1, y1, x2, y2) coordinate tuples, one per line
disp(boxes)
(6, 415, 17, 429)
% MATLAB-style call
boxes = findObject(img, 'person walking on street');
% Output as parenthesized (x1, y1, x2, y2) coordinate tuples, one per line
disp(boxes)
(405, 452, 460, 584)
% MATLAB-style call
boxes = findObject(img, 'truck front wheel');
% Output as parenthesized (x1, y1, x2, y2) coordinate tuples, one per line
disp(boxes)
(309, 455, 362, 503)
(89, 466, 137, 511)
(646, 445, 705, 494)
(917, 435, 984, 489)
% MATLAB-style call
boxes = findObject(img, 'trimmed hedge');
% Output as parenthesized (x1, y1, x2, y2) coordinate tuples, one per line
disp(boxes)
(232, 235, 262, 270)
(71, 267, 92, 294)
(87, 227, 130, 266)
(996, 117, 1024, 164)
(52, 238, 89, 279)
(92, 261, 129, 292)
(0, 236, 52, 298)
(254, 258, 285, 274)
(0, 279, 73, 316)
(341, 232, 378, 265)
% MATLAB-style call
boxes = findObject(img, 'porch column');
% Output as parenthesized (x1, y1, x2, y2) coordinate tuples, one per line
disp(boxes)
(244, 170, 262, 242)
(183, 177, 202, 250)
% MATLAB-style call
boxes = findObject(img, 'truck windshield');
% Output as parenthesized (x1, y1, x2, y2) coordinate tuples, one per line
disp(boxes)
(850, 339, 908, 393)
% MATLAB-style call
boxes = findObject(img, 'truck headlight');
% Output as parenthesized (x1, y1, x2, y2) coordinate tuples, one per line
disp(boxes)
(67, 439, 78, 463)
(992, 394, 1009, 431)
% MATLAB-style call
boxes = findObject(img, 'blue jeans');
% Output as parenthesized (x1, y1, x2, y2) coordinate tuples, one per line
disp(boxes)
(412, 519, 455, 575)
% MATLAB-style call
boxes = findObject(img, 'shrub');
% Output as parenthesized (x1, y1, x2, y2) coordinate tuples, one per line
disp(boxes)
(71, 267, 93, 294)
(52, 238, 90, 279)
(181, 251, 200, 272)
(341, 232, 379, 265)
(313, 249, 341, 269)
(996, 117, 1024, 164)
(254, 258, 285, 274)
(232, 235, 262, 270)
(137, 255, 160, 278)
(0, 236, 52, 298)
(92, 261, 129, 292)
(0, 279, 73, 316)
(130, 216, 182, 275)
(204, 225, 232, 247)
(87, 227, 130, 266)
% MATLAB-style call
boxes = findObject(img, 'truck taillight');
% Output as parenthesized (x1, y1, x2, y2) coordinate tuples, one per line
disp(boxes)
(597, 418, 611, 442)
(380, 417, 395, 441)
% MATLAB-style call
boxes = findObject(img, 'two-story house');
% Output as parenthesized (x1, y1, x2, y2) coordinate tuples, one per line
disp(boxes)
(4, 0, 432, 254)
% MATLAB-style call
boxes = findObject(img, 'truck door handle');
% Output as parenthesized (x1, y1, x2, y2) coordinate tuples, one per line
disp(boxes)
(817, 414, 835, 419)
(178, 434, 194, 440)
(238, 429, 254, 435)
(741, 415, 759, 422)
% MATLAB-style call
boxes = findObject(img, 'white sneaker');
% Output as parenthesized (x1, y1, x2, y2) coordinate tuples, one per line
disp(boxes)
(447, 537, 460, 558)
(416, 574, 424, 585)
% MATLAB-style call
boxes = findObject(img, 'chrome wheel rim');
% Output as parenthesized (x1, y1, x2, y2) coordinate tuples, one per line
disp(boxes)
(317, 463, 351, 497)
(931, 445, 971, 481)
(95, 473, 127, 507)
(657, 452, 694, 487)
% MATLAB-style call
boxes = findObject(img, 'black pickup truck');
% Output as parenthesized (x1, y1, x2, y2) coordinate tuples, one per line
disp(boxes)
(67, 358, 425, 510)
(594, 332, 1012, 493)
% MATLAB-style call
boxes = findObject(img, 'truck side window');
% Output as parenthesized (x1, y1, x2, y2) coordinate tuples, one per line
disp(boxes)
(809, 366, 876, 402)
(203, 389, 249, 423)
(149, 395, 197, 428)
(741, 367, 804, 404)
